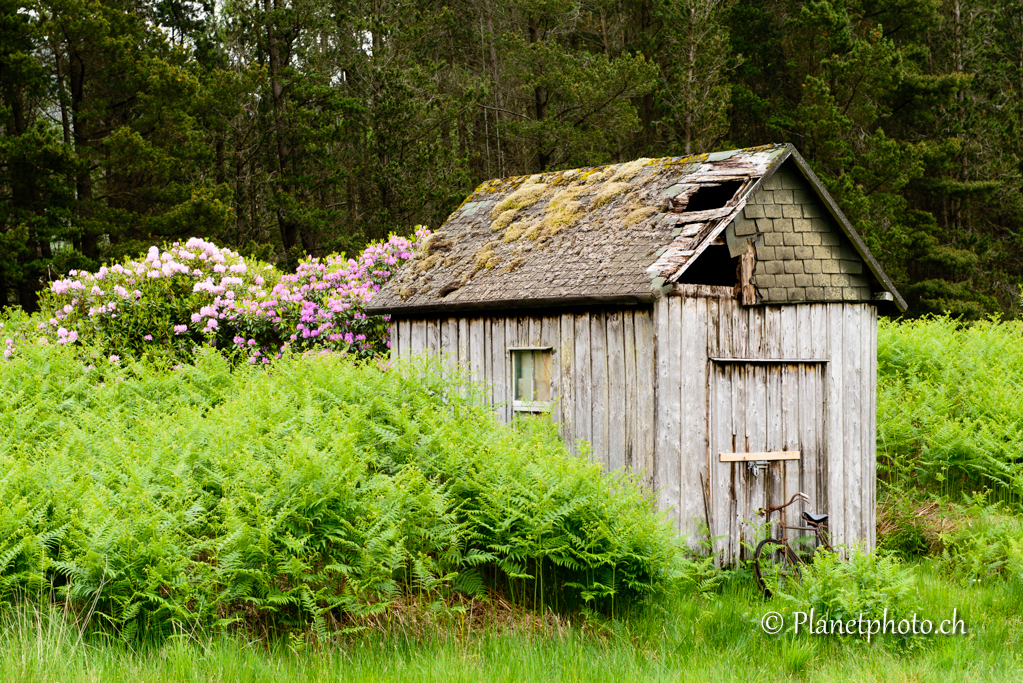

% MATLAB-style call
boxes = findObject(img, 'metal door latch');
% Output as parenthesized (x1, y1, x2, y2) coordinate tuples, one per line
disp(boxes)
(746, 460, 768, 477)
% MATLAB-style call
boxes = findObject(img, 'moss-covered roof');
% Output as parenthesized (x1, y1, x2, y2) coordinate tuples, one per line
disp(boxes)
(367, 143, 904, 315)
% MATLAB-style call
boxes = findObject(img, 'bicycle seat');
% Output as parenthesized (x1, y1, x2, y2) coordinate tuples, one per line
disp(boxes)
(803, 511, 828, 524)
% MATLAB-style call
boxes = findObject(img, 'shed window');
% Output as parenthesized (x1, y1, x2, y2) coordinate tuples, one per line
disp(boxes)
(511, 348, 552, 412)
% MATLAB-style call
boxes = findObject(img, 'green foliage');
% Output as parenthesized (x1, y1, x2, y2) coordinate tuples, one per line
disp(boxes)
(727, 0, 1023, 318)
(500, 19, 658, 170)
(777, 549, 914, 631)
(938, 495, 1023, 586)
(780, 637, 817, 676)
(0, 338, 682, 638)
(876, 493, 936, 560)
(877, 315, 1023, 506)
(4, 0, 1023, 317)
(877, 316, 1023, 590)
(672, 522, 730, 598)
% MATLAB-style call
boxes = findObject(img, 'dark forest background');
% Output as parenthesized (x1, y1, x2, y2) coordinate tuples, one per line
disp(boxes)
(2, 0, 1021, 316)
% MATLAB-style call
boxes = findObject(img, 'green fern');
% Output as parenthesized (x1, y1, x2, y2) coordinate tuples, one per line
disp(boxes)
(0, 331, 686, 637)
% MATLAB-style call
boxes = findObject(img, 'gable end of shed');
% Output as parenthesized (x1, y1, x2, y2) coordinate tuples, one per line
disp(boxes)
(732, 160, 878, 305)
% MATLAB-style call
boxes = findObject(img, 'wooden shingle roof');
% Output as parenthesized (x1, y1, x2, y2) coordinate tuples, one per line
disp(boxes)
(368, 143, 905, 315)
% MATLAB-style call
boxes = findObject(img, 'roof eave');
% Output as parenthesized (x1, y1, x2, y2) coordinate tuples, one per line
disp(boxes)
(366, 292, 655, 318)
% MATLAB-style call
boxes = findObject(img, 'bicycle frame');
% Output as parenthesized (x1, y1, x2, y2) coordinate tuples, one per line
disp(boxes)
(757, 492, 833, 553)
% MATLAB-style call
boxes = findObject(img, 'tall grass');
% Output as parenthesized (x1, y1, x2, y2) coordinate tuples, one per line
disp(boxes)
(877, 315, 1023, 507)
(1, 564, 1020, 682)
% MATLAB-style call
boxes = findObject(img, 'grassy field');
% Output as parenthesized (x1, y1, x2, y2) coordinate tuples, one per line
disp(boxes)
(2, 562, 1019, 682)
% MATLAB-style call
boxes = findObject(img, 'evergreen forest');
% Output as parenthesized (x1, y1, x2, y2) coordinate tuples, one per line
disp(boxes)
(2, 0, 1021, 317)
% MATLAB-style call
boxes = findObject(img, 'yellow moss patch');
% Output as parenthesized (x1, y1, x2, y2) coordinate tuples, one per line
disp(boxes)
(610, 158, 653, 183)
(624, 206, 659, 227)
(541, 202, 583, 237)
(657, 153, 708, 169)
(593, 181, 630, 207)
(442, 254, 461, 267)
(398, 286, 417, 300)
(414, 254, 440, 274)
(473, 241, 499, 271)
(550, 184, 588, 207)
(421, 232, 452, 254)
(498, 257, 525, 274)
(472, 179, 501, 195)
(529, 184, 587, 234)
(502, 220, 532, 243)
(584, 168, 609, 184)
(540, 223, 560, 239)
(491, 209, 519, 233)
(491, 184, 548, 217)
(556, 198, 584, 219)
(523, 223, 543, 241)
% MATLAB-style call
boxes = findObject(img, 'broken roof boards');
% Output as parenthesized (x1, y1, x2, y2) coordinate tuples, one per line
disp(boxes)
(367, 143, 906, 317)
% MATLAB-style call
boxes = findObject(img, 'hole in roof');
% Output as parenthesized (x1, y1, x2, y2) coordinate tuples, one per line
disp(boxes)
(682, 181, 744, 213)
(675, 245, 738, 287)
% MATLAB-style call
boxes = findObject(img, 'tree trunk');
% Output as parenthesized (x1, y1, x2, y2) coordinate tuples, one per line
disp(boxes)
(951, 0, 965, 233)
(265, 0, 299, 259)
(528, 15, 549, 171)
(484, 1, 505, 175)
(68, 45, 99, 260)
(4, 62, 42, 311)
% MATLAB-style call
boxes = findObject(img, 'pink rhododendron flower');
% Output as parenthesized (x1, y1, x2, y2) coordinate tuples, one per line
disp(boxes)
(38, 229, 428, 360)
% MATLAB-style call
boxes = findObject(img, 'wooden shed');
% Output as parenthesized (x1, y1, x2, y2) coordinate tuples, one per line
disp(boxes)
(367, 144, 906, 562)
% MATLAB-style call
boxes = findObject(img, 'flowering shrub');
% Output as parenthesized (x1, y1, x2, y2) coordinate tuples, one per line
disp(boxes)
(28, 230, 427, 363)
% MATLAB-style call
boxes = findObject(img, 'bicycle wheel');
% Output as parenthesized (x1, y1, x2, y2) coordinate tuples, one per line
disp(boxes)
(753, 538, 801, 597)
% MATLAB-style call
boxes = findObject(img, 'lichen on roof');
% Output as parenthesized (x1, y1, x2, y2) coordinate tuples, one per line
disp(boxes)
(625, 206, 659, 227)
(609, 157, 653, 182)
(369, 144, 789, 313)
(491, 183, 548, 217)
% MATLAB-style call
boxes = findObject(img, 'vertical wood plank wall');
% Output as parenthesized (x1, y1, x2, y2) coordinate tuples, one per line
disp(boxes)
(389, 292, 877, 554)
(391, 308, 656, 480)
(654, 291, 876, 552)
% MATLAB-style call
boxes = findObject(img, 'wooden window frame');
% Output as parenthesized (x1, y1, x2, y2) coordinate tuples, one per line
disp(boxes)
(509, 347, 553, 413)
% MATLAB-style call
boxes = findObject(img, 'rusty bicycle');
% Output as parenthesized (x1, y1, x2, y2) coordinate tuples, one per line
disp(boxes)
(752, 491, 833, 597)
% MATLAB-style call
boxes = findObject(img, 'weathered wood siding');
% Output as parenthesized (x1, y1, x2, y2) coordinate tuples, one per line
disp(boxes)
(390, 287, 877, 558)
(390, 308, 656, 479)
(654, 288, 876, 557)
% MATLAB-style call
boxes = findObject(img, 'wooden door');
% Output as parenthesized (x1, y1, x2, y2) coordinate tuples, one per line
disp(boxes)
(709, 360, 827, 564)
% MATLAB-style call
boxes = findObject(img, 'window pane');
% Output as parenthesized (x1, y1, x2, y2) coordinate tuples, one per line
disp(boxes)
(533, 351, 552, 402)
(513, 351, 522, 400)
(514, 351, 533, 401)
